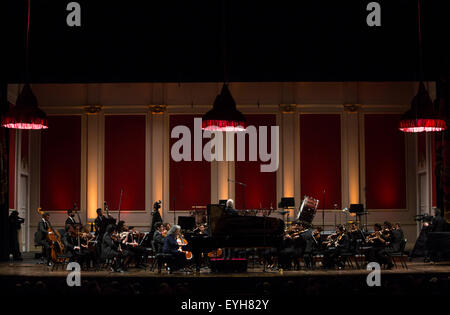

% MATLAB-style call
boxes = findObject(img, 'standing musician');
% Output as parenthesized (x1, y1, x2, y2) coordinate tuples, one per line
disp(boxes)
(35, 212, 53, 266)
(323, 225, 350, 269)
(162, 225, 187, 271)
(153, 222, 165, 253)
(65, 209, 77, 230)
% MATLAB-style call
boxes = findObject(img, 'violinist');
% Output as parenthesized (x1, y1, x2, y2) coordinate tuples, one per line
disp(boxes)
(101, 225, 123, 272)
(125, 226, 148, 268)
(153, 222, 165, 253)
(194, 224, 209, 236)
(63, 225, 92, 269)
(163, 223, 172, 236)
(35, 212, 52, 266)
(365, 223, 393, 269)
(278, 223, 300, 270)
(323, 225, 350, 269)
(162, 225, 187, 271)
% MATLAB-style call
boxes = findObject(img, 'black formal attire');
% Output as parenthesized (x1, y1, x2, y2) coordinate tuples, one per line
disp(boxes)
(153, 230, 165, 253)
(65, 216, 76, 229)
(366, 233, 391, 266)
(163, 234, 186, 270)
(125, 232, 147, 266)
(35, 219, 51, 263)
(94, 215, 109, 260)
(323, 233, 350, 268)
(9, 212, 23, 259)
(278, 237, 296, 269)
(62, 233, 92, 268)
(431, 215, 446, 232)
(224, 206, 238, 216)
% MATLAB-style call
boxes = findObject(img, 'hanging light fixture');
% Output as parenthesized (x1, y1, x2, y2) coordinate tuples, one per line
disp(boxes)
(202, 84, 246, 131)
(399, 0, 446, 133)
(202, 0, 245, 132)
(1, 0, 48, 130)
(399, 82, 446, 132)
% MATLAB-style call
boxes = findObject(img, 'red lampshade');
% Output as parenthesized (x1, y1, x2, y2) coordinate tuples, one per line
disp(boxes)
(399, 82, 446, 133)
(202, 84, 246, 132)
(1, 84, 48, 130)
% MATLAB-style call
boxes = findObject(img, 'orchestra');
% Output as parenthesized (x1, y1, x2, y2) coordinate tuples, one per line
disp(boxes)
(35, 199, 408, 273)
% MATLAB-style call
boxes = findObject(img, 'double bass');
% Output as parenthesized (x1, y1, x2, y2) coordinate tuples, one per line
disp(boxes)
(37, 207, 65, 263)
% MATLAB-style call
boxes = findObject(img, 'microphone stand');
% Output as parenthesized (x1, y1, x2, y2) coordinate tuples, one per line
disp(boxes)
(322, 189, 326, 231)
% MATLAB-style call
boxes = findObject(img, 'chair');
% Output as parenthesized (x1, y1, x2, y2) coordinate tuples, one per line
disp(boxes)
(149, 240, 173, 273)
(390, 239, 408, 269)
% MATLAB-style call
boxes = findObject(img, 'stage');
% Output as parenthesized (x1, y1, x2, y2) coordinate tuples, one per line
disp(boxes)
(1, 256, 449, 297)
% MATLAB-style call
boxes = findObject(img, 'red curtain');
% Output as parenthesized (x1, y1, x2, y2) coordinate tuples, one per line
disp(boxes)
(104, 115, 146, 211)
(8, 131, 15, 209)
(365, 114, 406, 209)
(40, 116, 81, 210)
(169, 115, 211, 210)
(235, 114, 277, 209)
(300, 114, 342, 209)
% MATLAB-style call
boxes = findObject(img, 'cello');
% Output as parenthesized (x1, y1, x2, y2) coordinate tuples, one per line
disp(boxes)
(37, 207, 65, 264)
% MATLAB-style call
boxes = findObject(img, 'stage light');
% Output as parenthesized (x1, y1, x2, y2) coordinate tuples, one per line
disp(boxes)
(202, 84, 246, 132)
(1, 84, 48, 130)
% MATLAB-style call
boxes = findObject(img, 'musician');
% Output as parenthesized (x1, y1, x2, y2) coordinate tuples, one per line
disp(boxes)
(162, 225, 187, 271)
(101, 225, 124, 272)
(63, 225, 92, 269)
(278, 223, 300, 270)
(35, 212, 52, 266)
(125, 226, 148, 268)
(323, 225, 350, 269)
(225, 199, 238, 216)
(65, 209, 77, 229)
(365, 223, 393, 269)
(194, 224, 209, 236)
(153, 222, 165, 253)
(163, 223, 172, 234)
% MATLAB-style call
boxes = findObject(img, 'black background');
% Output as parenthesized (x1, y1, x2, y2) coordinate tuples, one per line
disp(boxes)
(4, 0, 450, 83)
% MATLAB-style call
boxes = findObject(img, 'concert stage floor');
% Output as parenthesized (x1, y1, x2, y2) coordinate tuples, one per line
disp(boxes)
(1, 256, 449, 299)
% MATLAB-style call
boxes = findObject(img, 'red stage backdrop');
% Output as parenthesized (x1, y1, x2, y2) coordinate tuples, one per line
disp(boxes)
(9, 130, 15, 209)
(300, 114, 341, 209)
(235, 114, 277, 210)
(364, 114, 406, 209)
(41, 116, 81, 210)
(169, 115, 211, 211)
(104, 115, 146, 211)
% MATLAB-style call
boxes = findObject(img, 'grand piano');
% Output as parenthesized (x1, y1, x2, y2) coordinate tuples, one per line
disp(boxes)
(184, 204, 285, 270)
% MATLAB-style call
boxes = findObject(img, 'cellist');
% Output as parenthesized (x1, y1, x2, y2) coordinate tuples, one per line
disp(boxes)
(35, 212, 52, 266)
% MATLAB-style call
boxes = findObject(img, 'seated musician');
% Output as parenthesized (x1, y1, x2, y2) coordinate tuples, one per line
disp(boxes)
(224, 199, 238, 216)
(323, 225, 350, 269)
(366, 223, 393, 269)
(125, 226, 148, 268)
(35, 212, 52, 266)
(162, 225, 187, 271)
(153, 222, 165, 253)
(62, 225, 92, 269)
(65, 209, 77, 230)
(194, 224, 209, 236)
(101, 225, 123, 272)
(278, 223, 299, 270)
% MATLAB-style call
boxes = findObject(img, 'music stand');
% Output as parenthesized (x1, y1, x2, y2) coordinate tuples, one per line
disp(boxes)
(349, 204, 367, 231)
(278, 197, 295, 225)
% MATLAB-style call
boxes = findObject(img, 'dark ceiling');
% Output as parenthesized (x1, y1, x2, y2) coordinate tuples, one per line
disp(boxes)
(4, 0, 450, 83)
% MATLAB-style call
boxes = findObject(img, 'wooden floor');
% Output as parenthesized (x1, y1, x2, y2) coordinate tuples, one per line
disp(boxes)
(1, 257, 449, 279)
